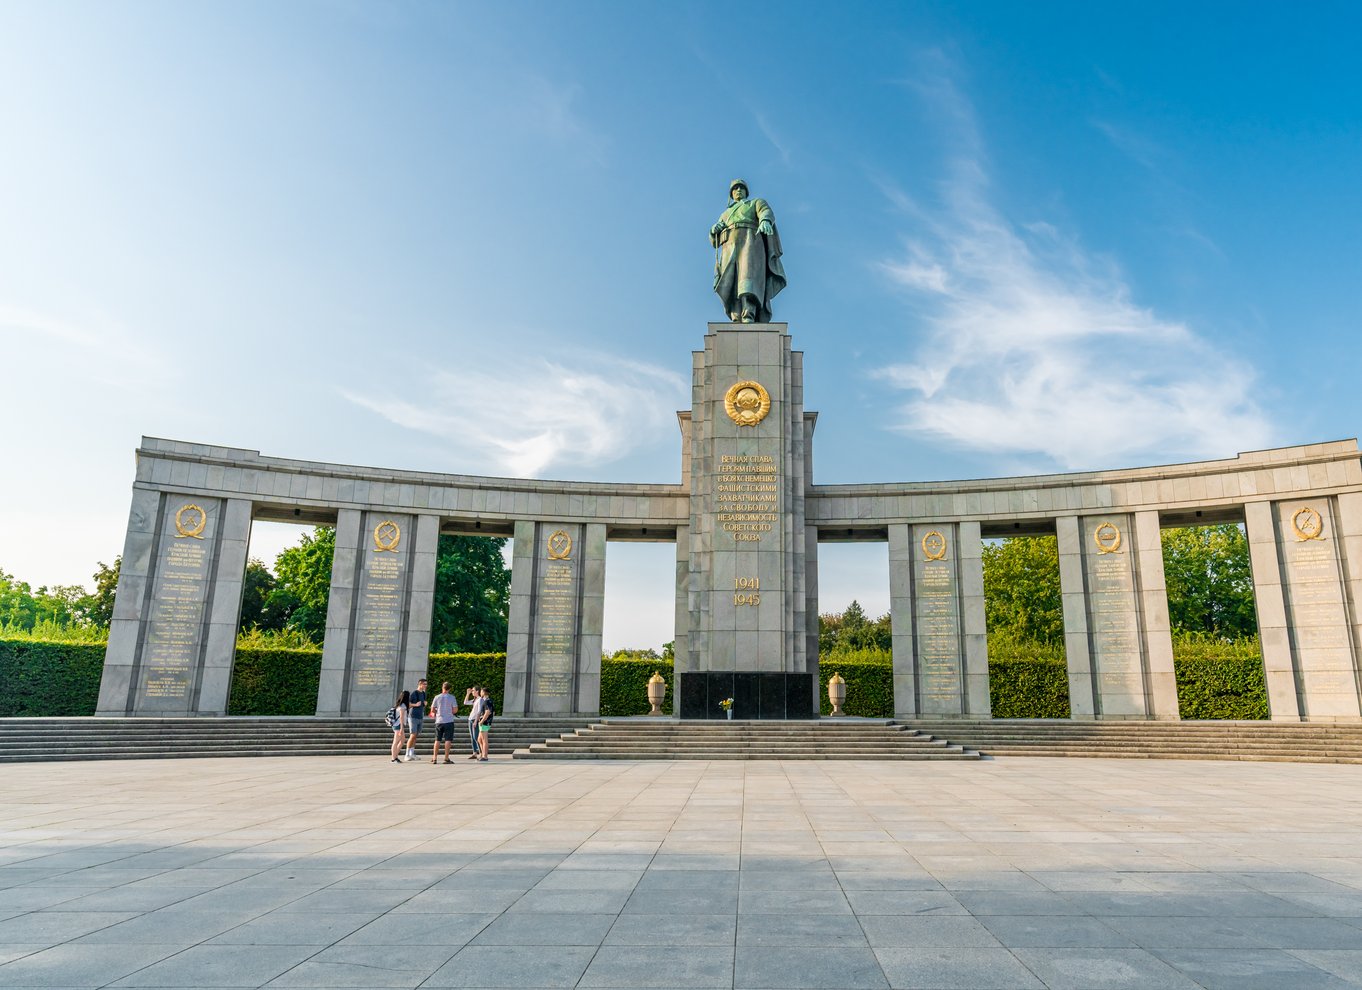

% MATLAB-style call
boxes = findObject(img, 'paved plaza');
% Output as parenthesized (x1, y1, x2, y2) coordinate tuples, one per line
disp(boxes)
(2, 756, 1362, 988)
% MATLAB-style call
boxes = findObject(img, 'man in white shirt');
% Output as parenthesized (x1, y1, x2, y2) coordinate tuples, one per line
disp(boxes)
(429, 682, 459, 764)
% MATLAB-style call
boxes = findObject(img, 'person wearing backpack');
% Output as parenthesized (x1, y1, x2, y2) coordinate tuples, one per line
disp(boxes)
(464, 685, 484, 760)
(476, 687, 495, 762)
(388, 691, 410, 763)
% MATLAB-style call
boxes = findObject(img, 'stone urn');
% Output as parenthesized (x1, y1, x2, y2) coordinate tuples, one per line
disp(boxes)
(647, 671, 666, 716)
(828, 672, 846, 716)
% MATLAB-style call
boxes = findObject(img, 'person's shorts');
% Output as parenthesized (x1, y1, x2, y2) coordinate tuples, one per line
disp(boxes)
(435, 722, 456, 743)
(407, 714, 424, 734)
(478, 724, 490, 734)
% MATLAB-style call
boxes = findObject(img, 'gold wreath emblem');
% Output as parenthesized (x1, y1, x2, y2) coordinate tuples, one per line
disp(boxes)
(1292, 506, 1324, 542)
(723, 380, 771, 427)
(1094, 521, 1122, 554)
(174, 503, 206, 540)
(373, 520, 401, 553)
(921, 530, 947, 561)
(547, 530, 573, 560)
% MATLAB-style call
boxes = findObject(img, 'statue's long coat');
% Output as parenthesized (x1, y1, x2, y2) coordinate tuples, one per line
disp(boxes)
(711, 197, 786, 323)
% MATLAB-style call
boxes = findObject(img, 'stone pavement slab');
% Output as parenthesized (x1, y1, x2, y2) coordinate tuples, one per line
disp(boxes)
(2, 755, 1362, 988)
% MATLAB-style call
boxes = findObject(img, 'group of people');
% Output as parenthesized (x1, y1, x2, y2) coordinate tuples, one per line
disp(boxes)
(388, 679, 495, 764)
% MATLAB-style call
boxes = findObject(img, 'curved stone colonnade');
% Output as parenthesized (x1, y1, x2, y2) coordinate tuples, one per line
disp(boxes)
(96, 435, 1362, 723)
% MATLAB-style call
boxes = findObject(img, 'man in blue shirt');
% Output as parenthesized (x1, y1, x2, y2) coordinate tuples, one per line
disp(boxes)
(404, 679, 427, 762)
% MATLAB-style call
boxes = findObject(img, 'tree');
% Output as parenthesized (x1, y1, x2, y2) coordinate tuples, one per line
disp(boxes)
(269, 527, 336, 641)
(982, 536, 1064, 646)
(237, 559, 279, 633)
(820, 600, 892, 656)
(1161, 524, 1256, 639)
(0, 569, 39, 629)
(430, 536, 510, 653)
(85, 559, 120, 628)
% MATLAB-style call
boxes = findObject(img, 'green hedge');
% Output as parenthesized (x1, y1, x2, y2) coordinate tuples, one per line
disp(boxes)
(1173, 634, 1267, 720)
(988, 658, 1072, 718)
(425, 653, 507, 702)
(818, 651, 894, 717)
(226, 648, 323, 716)
(601, 659, 673, 716)
(0, 634, 1278, 722)
(0, 641, 105, 717)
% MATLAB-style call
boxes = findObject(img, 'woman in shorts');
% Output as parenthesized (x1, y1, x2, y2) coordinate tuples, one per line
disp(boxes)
(477, 689, 495, 762)
(389, 690, 410, 763)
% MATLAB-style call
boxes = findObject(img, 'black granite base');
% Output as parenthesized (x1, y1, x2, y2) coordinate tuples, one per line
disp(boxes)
(678, 672, 815, 719)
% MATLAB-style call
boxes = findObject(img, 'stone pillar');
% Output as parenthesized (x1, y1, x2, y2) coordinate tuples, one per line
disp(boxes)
(1079, 514, 1151, 717)
(504, 522, 604, 716)
(959, 521, 991, 717)
(805, 524, 821, 715)
(98, 488, 166, 715)
(504, 520, 536, 715)
(96, 492, 247, 716)
(1056, 515, 1096, 719)
(198, 498, 252, 715)
(672, 524, 690, 688)
(1245, 501, 1302, 720)
(398, 514, 440, 692)
(889, 522, 978, 717)
(1132, 510, 1179, 719)
(317, 509, 362, 716)
(1337, 493, 1362, 696)
(315, 510, 418, 716)
(888, 523, 917, 717)
(1274, 499, 1361, 720)
(681, 322, 812, 718)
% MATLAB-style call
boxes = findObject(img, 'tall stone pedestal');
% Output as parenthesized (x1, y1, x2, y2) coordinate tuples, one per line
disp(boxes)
(676, 323, 817, 718)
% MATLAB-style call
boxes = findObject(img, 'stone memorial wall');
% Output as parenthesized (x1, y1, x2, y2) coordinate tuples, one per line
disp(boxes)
(97, 322, 1362, 723)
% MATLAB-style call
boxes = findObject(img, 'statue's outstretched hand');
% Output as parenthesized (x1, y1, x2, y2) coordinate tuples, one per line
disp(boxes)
(758, 219, 774, 236)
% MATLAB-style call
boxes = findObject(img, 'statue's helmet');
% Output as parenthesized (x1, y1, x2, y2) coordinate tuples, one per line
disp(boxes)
(729, 178, 748, 200)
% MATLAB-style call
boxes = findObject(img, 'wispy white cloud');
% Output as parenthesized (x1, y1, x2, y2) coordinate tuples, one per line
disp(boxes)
(0, 303, 170, 388)
(874, 70, 1273, 471)
(342, 354, 687, 477)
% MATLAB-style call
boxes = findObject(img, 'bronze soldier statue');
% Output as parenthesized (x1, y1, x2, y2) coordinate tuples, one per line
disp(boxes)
(710, 179, 786, 323)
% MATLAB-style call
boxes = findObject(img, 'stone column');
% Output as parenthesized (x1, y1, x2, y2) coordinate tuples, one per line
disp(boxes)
(682, 322, 812, 718)
(315, 510, 417, 716)
(805, 524, 821, 715)
(317, 509, 363, 717)
(959, 521, 991, 717)
(1079, 514, 1151, 718)
(198, 498, 252, 715)
(1245, 501, 1302, 720)
(577, 523, 606, 717)
(96, 492, 245, 716)
(504, 521, 604, 716)
(503, 521, 536, 715)
(889, 522, 976, 717)
(97, 488, 165, 715)
(888, 523, 917, 717)
(672, 524, 690, 690)
(1336, 493, 1362, 696)
(1056, 515, 1096, 719)
(1274, 499, 1361, 720)
(1132, 510, 1179, 719)
(398, 514, 441, 692)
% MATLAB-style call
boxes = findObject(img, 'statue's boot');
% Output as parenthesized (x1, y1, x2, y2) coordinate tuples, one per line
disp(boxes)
(740, 295, 758, 323)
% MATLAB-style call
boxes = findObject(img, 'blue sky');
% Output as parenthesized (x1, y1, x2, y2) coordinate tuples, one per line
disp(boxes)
(2, 1, 1359, 649)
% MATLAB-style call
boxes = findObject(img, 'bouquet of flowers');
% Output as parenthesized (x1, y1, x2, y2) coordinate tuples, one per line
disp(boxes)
(719, 697, 734, 711)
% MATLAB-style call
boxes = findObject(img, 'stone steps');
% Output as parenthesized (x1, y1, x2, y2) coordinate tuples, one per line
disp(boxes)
(895, 719, 1362, 764)
(512, 720, 981, 761)
(0, 717, 594, 763)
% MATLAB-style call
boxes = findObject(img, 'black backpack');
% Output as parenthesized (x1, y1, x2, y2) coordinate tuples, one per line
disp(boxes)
(384, 707, 400, 730)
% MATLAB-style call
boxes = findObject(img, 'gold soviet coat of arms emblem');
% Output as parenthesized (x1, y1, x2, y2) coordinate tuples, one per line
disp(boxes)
(723, 380, 771, 427)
